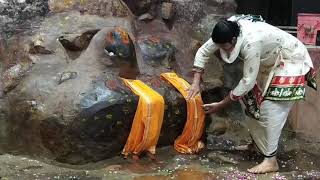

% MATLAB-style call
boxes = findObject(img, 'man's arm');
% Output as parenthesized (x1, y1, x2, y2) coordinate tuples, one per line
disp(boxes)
(187, 38, 218, 99)
(203, 41, 261, 113)
(230, 41, 261, 99)
(193, 38, 218, 69)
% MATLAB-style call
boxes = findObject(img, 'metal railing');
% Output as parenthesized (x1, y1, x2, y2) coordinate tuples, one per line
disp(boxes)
(276, 26, 298, 36)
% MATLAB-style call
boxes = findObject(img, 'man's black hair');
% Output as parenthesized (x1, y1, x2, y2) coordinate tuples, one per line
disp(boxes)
(211, 19, 240, 44)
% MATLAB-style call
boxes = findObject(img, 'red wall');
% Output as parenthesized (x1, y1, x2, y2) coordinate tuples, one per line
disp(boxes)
(288, 47, 320, 142)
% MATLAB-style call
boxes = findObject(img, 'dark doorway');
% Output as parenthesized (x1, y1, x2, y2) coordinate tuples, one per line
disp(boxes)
(236, 0, 320, 26)
(235, 0, 292, 26)
(316, 31, 320, 46)
(291, 0, 320, 26)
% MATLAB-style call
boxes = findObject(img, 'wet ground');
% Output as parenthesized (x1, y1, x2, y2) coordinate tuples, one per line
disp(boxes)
(0, 136, 320, 180)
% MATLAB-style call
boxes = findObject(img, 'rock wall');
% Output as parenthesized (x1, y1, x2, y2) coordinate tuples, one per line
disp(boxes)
(0, 0, 239, 164)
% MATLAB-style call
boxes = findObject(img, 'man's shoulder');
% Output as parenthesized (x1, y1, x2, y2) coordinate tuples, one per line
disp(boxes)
(228, 14, 265, 22)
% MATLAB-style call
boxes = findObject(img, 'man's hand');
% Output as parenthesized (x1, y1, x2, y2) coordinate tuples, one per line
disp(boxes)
(187, 82, 201, 99)
(203, 94, 234, 114)
(187, 71, 202, 99)
(203, 102, 224, 114)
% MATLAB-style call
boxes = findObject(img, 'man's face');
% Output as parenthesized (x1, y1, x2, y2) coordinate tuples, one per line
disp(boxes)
(216, 37, 237, 54)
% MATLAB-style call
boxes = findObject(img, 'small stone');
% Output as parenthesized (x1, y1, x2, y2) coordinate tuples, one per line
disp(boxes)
(138, 13, 154, 21)
(161, 2, 174, 20)
(29, 36, 53, 54)
(105, 164, 122, 171)
(190, 39, 202, 52)
(29, 45, 53, 54)
(58, 72, 78, 84)
(2, 61, 33, 93)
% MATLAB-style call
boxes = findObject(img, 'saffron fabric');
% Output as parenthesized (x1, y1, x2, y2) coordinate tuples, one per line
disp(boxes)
(161, 72, 205, 154)
(122, 79, 164, 157)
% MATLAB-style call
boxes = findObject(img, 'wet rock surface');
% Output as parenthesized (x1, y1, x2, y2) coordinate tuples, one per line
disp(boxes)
(1, 7, 222, 164)
(1, 137, 320, 180)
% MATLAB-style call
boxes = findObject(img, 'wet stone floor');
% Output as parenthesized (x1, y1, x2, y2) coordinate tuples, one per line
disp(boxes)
(0, 138, 320, 180)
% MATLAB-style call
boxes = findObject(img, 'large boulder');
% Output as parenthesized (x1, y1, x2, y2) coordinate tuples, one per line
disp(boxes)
(122, 0, 158, 16)
(171, 0, 236, 24)
(138, 36, 176, 68)
(1, 12, 196, 164)
(0, 0, 239, 165)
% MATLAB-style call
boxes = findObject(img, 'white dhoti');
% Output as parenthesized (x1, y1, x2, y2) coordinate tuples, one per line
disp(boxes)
(241, 56, 311, 157)
(244, 100, 294, 156)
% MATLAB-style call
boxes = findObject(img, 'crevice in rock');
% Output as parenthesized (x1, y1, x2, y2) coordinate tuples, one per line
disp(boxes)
(58, 29, 99, 60)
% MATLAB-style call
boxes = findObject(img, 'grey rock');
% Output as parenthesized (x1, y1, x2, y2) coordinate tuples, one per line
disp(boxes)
(138, 37, 175, 68)
(1, 16, 190, 164)
(161, 2, 174, 20)
(0, 1, 240, 165)
(222, 59, 245, 121)
(58, 30, 99, 51)
(122, 0, 156, 15)
(0, 0, 49, 38)
(29, 37, 54, 54)
(207, 118, 228, 136)
(57, 72, 78, 84)
(207, 151, 239, 164)
(206, 134, 235, 151)
(138, 13, 154, 21)
(172, 0, 205, 23)
(1, 61, 33, 93)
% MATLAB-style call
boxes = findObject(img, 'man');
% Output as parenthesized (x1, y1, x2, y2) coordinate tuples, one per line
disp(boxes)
(187, 15, 316, 174)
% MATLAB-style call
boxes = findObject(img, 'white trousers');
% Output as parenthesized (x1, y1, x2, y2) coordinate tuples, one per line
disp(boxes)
(244, 100, 295, 156)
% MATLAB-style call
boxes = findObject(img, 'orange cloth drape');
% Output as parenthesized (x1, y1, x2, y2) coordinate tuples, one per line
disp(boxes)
(161, 72, 205, 154)
(122, 79, 165, 156)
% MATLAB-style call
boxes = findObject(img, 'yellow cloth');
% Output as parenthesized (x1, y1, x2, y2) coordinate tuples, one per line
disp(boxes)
(122, 79, 165, 156)
(161, 72, 205, 154)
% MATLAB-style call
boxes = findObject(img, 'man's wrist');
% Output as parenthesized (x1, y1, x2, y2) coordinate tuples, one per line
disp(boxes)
(229, 90, 241, 101)
(192, 66, 205, 74)
(219, 94, 233, 108)
(192, 72, 202, 83)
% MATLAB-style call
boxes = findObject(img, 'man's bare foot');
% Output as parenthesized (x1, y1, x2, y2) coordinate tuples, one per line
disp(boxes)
(247, 157, 279, 174)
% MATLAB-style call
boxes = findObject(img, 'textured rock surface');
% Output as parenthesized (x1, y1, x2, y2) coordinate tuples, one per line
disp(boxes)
(0, 12, 195, 164)
(0, 0, 49, 38)
(0, 0, 239, 164)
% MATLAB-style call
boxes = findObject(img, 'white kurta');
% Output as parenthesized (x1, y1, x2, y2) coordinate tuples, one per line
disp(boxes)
(194, 19, 313, 98)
